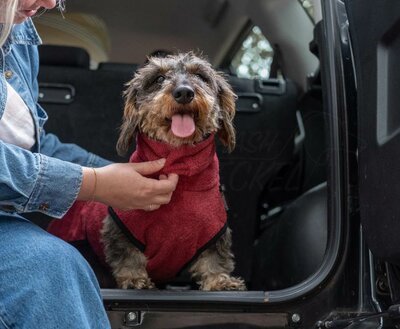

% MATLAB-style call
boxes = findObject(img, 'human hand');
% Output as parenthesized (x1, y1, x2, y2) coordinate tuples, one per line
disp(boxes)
(78, 159, 179, 211)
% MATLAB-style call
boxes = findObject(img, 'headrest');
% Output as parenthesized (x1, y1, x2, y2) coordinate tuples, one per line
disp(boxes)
(97, 62, 139, 73)
(39, 45, 90, 69)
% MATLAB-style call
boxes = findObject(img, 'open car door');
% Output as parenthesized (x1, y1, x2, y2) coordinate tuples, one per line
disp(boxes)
(347, 0, 400, 286)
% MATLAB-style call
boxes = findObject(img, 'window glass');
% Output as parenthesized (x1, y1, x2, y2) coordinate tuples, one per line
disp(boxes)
(230, 26, 274, 80)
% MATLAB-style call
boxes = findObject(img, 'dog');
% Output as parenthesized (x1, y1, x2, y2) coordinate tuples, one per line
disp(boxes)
(48, 52, 246, 291)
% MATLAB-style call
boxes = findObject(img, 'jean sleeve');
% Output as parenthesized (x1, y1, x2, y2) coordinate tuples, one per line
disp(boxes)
(0, 141, 84, 218)
(39, 130, 112, 168)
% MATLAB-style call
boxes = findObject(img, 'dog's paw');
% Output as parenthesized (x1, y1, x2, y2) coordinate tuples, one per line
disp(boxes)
(200, 274, 247, 291)
(118, 277, 156, 290)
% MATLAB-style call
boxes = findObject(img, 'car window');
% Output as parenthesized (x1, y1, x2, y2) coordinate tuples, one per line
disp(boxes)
(298, 0, 315, 23)
(230, 26, 274, 80)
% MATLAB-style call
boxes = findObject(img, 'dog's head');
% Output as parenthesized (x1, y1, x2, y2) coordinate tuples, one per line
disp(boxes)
(117, 52, 236, 155)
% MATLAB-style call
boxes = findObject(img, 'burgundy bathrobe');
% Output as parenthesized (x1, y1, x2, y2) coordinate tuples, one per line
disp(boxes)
(48, 134, 227, 283)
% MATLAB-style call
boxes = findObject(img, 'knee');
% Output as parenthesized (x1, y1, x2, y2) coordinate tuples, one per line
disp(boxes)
(30, 233, 93, 278)
(0, 218, 107, 329)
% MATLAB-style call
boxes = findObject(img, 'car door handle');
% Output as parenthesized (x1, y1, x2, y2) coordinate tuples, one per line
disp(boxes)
(236, 93, 263, 113)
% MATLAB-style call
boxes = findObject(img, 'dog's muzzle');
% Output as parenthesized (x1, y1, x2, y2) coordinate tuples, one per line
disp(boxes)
(173, 85, 194, 104)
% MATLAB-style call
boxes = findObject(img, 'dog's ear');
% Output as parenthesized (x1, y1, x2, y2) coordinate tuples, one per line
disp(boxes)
(216, 73, 237, 152)
(116, 80, 140, 156)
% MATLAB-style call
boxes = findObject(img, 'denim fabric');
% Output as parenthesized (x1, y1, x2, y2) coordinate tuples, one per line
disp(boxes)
(0, 215, 110, 329)
(0, 20, 111, 329)
(0, 19, 111, 219)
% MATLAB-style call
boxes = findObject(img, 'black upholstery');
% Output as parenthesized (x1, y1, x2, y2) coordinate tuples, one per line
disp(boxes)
(38, 65, 133, 162)
(98, 62, 140, 73)
(39, 45, 90, 69)
(298, 88, 327, 193)
(219, 76, 298, 281)
(251, 182, 327, 290)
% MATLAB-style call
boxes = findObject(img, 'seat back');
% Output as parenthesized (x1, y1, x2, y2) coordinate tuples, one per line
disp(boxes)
(97, 62, 139, 73)
(38, 46, 134, 162)
(251, 182, 327, 290)
(39, 45, 90, 68)
(219, 75, 298, 280)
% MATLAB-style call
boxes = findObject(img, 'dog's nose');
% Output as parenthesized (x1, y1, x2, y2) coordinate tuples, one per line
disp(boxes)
(173, 85, 195, 104)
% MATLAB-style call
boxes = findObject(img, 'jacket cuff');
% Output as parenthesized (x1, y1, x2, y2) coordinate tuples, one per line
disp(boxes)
(24, 154, 83, 218)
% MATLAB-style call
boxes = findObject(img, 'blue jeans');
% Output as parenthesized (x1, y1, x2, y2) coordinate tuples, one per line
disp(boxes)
(0, 215, 110, 329)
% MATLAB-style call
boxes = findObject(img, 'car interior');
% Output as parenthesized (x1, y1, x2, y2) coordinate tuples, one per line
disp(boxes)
(27, 0, 329, 295)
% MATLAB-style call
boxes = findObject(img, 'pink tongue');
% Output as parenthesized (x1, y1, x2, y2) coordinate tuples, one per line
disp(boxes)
(171, 114, 195, 138)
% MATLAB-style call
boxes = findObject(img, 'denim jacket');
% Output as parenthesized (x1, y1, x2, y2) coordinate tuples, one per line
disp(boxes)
(0, 19, 110, 218)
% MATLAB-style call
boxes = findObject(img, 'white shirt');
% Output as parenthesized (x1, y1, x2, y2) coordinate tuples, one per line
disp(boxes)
(0, 81, 36, 149)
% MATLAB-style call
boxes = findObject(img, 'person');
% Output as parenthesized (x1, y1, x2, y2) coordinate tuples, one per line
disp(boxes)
(0, 0, 179, 328)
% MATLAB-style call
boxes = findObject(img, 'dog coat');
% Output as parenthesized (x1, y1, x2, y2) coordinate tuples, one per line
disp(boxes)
(48, 134, 227, 283)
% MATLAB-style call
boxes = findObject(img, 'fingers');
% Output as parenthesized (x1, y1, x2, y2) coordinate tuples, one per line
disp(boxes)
(165, 173, 179, 190)
(152, 191, 174, 205)
(142, 192, 170, 212)
(133, 158, 166, 176)
(140, 174, 177, 211)
(132, 160, 178, 192)
(103, 161, 178, 211)
(143, 204, 161, 212)
(143, 178, 177, 204)
(147, 173, 179, 195)
(142, 192, 171, 211)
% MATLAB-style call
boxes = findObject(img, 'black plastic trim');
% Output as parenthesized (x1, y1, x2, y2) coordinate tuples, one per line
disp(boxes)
(38, 82, 75, 104)
(102, 289, 267, 303)
(254, 78, 286, 95)
(236, 93, 263, 113)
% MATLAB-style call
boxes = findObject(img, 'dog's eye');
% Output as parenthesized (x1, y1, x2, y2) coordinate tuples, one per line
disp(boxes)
(195, 73, 208, 83)
(155, 75, 165, 84)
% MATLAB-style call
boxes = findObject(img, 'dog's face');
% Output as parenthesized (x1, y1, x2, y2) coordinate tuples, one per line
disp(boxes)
(117, 52, 236, 154)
